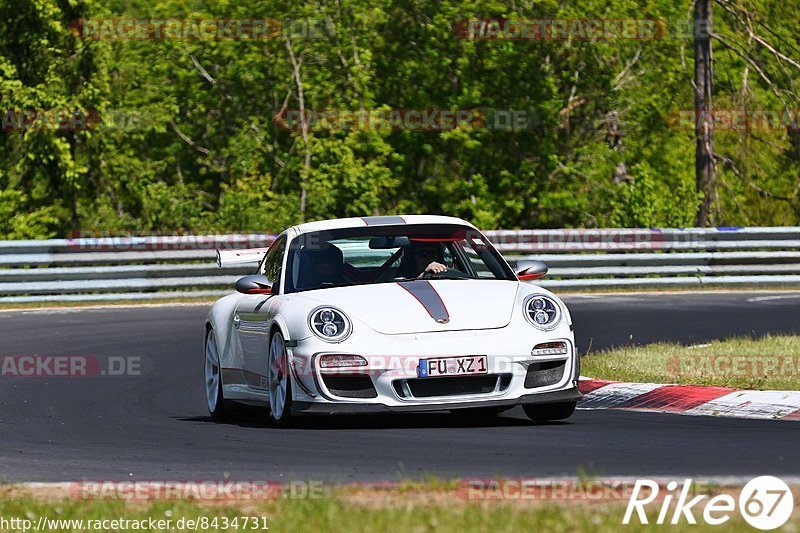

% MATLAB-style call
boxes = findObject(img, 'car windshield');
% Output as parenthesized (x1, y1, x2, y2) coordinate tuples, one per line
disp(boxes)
(284, 224, 515, 293)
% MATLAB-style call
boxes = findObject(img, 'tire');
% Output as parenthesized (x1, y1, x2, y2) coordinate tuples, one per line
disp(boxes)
(268, 331, 293, 427)
(523, 401, 577, 422)
(204, 328, 229, 421)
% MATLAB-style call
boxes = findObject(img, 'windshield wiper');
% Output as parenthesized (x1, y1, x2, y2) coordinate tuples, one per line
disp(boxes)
(319, 281, 358, 289)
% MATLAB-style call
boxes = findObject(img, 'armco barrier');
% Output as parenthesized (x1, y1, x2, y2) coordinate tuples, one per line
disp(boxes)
(0, 227, 798, 302)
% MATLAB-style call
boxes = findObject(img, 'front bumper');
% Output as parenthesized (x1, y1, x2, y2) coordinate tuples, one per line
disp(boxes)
(293, 384, 582, 414)
(286, 321, 579, 414)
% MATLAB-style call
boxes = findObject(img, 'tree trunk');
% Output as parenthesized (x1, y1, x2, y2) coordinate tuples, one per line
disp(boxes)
(789, 128, 800, 220)
(285, 39, 309, 223)
(69, 131, 80, 234)
(694, 0, 716, 227)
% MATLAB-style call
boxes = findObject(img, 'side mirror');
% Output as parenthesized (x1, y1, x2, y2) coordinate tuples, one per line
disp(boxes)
(515, 260, 548, 281)
(235, 275, 273, 295)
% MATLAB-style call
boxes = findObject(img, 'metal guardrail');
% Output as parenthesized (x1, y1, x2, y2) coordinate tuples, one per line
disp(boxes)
(0, 227, 798, 303)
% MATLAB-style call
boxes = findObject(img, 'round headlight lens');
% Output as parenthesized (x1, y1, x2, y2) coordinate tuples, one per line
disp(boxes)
(309, 307, 351, 342)
(524, 295, 561, 330)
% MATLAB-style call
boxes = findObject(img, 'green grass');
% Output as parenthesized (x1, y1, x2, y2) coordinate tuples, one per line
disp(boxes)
(557, 285, 800, 295)
(0, 297, 215, 311)
(582, 334, 800, 390)
(1, 492, 797, 532)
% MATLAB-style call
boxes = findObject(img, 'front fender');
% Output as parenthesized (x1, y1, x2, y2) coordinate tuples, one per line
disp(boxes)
(206, 293, 245, 369)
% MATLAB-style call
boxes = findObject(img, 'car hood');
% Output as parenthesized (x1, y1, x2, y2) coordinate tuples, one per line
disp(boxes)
(293, 280, 519, 334)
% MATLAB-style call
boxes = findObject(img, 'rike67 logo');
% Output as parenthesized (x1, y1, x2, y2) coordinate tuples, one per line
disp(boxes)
(624, 476, 794, 530)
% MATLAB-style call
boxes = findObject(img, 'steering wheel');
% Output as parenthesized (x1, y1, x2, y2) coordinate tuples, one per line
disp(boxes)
(422, 268, 471, 280)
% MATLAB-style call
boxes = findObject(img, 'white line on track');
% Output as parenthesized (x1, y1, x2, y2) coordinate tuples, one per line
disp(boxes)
(747, 294, 800, 302)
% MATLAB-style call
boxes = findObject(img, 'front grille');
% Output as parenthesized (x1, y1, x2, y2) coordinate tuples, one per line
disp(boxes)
(400, 374, 509, 398)
(321, 374, 378, 398)
(524, 360, 566, 388)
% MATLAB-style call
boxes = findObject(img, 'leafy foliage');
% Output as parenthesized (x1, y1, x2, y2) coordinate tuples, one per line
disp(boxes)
(1, 0, 799, 237)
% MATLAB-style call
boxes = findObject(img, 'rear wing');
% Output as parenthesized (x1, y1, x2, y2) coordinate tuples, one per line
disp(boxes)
(216, 248, 269, 268)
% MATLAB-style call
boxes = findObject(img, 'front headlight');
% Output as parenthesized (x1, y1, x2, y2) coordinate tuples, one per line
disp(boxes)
(523, 295, 562, 330)
(309, 306, 352, 342)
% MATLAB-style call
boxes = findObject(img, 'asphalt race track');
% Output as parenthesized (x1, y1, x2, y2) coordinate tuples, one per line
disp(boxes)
(1, 292, 799, 482)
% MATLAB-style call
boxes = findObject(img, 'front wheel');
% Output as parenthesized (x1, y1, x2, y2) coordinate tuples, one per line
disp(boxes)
(523, 401, 576, 422)
(268, 331, 293, 427)
(205, 329, 228, 421)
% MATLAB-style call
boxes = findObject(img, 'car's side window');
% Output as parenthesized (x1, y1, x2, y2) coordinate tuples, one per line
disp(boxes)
(456, 240, 495, 278)
(442, 245, 461, 271)
(261, 237, 287, 290)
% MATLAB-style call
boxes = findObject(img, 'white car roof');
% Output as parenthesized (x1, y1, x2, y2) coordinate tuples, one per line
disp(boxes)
(290, 215, 478, 235)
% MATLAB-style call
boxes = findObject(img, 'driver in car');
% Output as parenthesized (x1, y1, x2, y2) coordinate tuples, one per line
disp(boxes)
(410, 243, 448, 278)
(297, 242, 345, 289)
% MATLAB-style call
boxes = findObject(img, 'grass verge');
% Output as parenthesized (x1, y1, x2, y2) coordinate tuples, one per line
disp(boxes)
(1, 484, 798, 532)
(0, 297, 216, 311)
(582, 334, 800, 390)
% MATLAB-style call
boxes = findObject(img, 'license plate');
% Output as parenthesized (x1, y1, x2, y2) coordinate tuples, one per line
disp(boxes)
(418, 356, 488, 378)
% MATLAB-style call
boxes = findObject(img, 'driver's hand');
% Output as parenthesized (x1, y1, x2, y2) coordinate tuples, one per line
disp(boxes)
(421, 261, 447, 276)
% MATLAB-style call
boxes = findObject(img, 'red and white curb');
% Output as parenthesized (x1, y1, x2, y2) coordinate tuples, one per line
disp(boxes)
(577, 378, 800, 421)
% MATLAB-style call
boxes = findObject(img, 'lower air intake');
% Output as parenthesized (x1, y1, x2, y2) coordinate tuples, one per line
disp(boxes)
(321, 375, 378, 398)
(524, 360, 566, 388)
(401, 374, 509, 398)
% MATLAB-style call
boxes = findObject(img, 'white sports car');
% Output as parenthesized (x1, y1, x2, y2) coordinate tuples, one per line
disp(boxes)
(204, 215, 580, 426)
